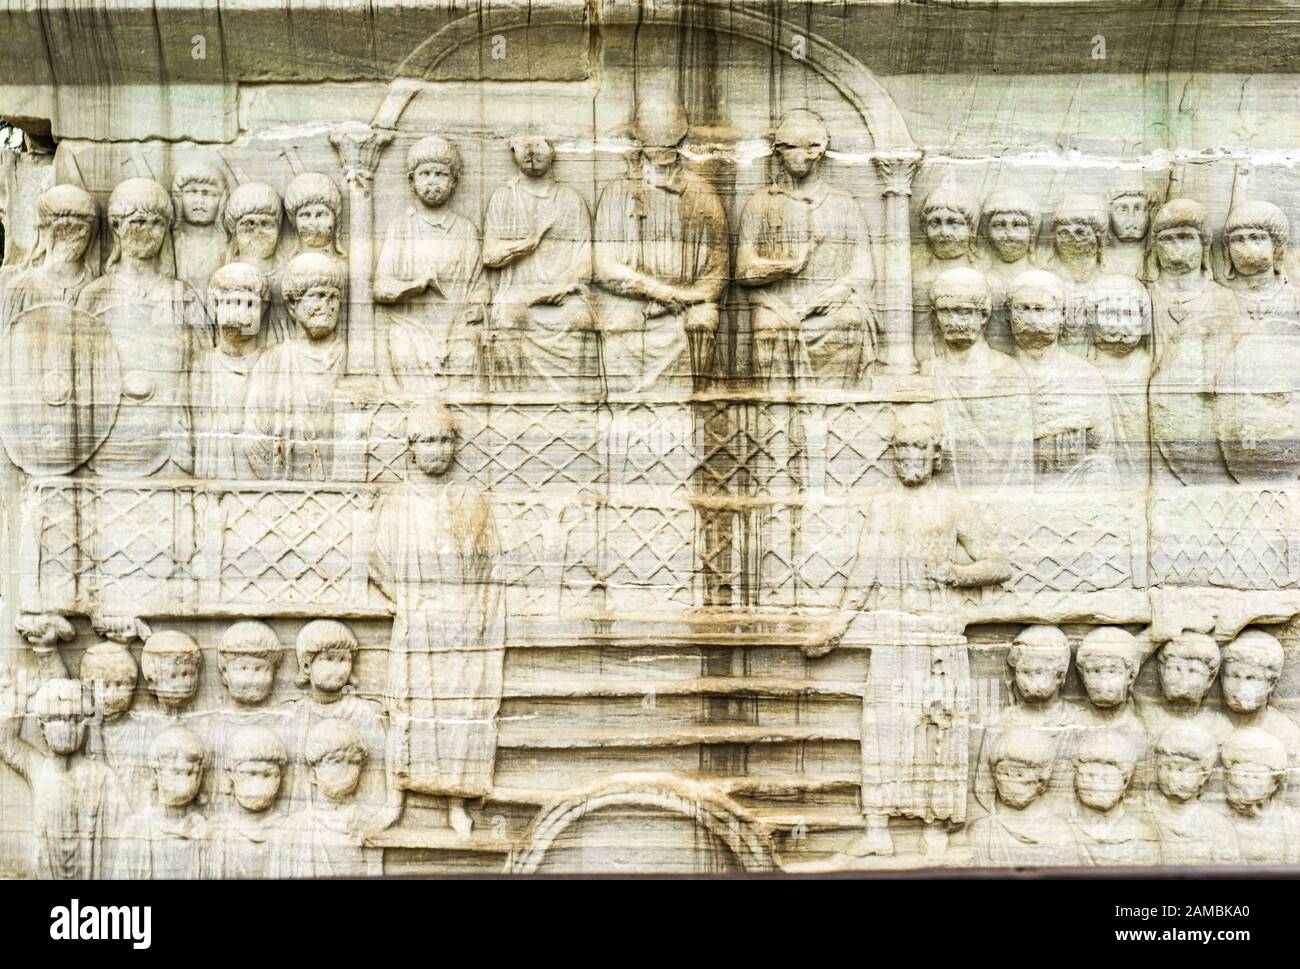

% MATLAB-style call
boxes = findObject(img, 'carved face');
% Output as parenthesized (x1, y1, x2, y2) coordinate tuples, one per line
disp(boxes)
(230, 759, 282, 812)
(38, 714, 86, 756)
(933, 297, 987, 350)
(892, 439, 938, 488)
(986, 211, 1033, 263)
(294, 202, 336, 250)
(1154, 226, 1203, 275)
(642, 145, 679, 169)
(1221, 660, 1275, 714)
(1009, 292, 1063, 351)
(413, 427, 457, 477)
(1093, 294, 1145, 354)
(291, 286, 342, 341)
(511, 137, 555, 177)
(1012, 656, 1066, 702)
(180, 183, 223, 225)
(1078, 655, 1133, 708)
(1075, 759, 1130, 811)
(90, 676, 136, 721)
(993, 758, 1051, 809)
(1156, 753, 1211, 802)
(115, 209, 168, 261)
(1109, 194, 1148, 243)
(1159, 655, 1215, 705)
(49, 215, 94, 262)
(1225, 761, 1281, 812)
(307, 648, 353, 694)
(1227, 227, 1275, 278)
(235, 212, 280, 260)
(155, 757, 204, 808)
(220, 655, 276, 706)
(924, 207, 971, 260)
(214, 290, 263, 340)
(1053, 219, 1099, 260)
(775, 140, 825, 181)
(145, 658, 200, 711)
(410, 162, 456, 207)
(314, 754, 363, 801)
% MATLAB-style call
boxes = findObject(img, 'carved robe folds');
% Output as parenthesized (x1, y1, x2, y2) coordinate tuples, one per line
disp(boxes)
(242, 336, 344, 481)
(370, 481, 506, 799)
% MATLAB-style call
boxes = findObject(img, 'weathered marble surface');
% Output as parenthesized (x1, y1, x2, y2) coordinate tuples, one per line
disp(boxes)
(3, 0, 1300, 875)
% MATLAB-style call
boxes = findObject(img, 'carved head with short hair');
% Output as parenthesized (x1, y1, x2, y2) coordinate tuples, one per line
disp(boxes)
(1008, 624, 1071, 703)
(223, 182, 283, 262)
(28, 183, 98, 272)
(1154, 723, 1218, 802)
(1007, 269, 1066, 352)
(281, 252, 344, 341)
(990, 727, 1056, 809)
(889, 404, 943, 488)
(981, 187, 1040, 265)
(1222, 727, 1287, 816)
(406, 136, 461, 208)
(296, 619, 358, 693)
(207, 262, 269, 342)
(1075, 626, 1141, 709)
(107, 178, 174, 266)
(141, 630, 202, 712)
(284, 172, 343, 255)
(1157, 632, 1220, 707)
(1074, 728, 1140, 812)
(930, 266, 991, 350)
(633, 91, 689, 166)
(509, 134, 557, 179)
(1089, 273, 1151, 355)
(30, 678, 92, 756)
(407, 402, 459, 478)
(921, 185, 980, 260)
(1151, 198, 1212, 277)
(149, 726, 208, 808)
(305, 717, 368, 802)
(224, 725, 286, 812)
(172, 160, 227, 227)
(772, 109, 830, 182)
(1221, 628, 1285, 715)
(79, 641, 138, 721)
(1108, 174, 1152, 243)
(1052, 193, 1107, 266)
(218, 620, 282, 706)
(1223, 200, 1289, 281)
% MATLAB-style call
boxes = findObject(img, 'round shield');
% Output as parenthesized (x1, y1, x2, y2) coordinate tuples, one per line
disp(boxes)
(1215, 315, 1300, 484)
(0, 303, 122, 475)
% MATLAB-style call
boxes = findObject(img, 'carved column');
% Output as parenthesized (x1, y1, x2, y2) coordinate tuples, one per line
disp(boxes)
(331, 123, 394, 376)
(872, 151, 922, 374)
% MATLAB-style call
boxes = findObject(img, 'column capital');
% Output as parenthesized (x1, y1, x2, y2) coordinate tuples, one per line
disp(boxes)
(330, 123, 395, 197)
(872, 150, 923, 197)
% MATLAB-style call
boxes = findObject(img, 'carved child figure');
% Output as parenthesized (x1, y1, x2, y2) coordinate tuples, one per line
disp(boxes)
(736, 109, 876, 391)
(1139, 633, 1233, 748)
(193, 261, 268, 480)
(977, 187, 1040, 353)
(120, 726, 210, 879)
(171, 160, 229, 304)
(243, 252, 346, 481)
(1220, 728, 1300, 865)
(0, 675, 130, 879)
(1087, 274, 1153, 488)
(1150, 724, 1238, 865)
(1068, 729, 1158, 866)
(209, 725, 286, 878)
(374, 135, 486, 394)
(969, 727, 1077, 867)
(1220, 630, 1300, 795)
(1073, 627, 1148, 752)
(483, 134, 597, 395)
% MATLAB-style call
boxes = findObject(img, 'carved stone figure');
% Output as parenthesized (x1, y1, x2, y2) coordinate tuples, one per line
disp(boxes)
(1087, 274, 1153, 488)
(736, 110, 876, 390)
(1221, 727, 1300, 864)
(0, 183, 98, 322)
(1103, 176, 1151, 280)
(209, 725, 287, 878)
(1073, 627, 1148, 754)
(77, 177, 210, 477)
(218, 620, 282, 707)
(1044, 194, 1107, 354)
(284, 172, 345, 259)
(483, 134, 598, 395)
(1150, 723, 1238, 865)
(1069, 729, 1158, 866)
(0, 675, 130, 879)
(80, 641, 149, 805)
(119, 727, 210, 879)
(171, 160, 228, 305)
(141, 630, 203, 717)
(912, 185, 979, 363)
(1008, 269, 1116, 490)
(920, 267, 1032, 490)
(1221, 630, 1300, 795)
(243, 252, 346, 481)
(1139, 633, 1233, 748)
(193, 262, 267, 479)
(977, 187, 1040, 354)
(594, 92, 728, 393)
(1221, 200, 1300, 324)
(369, 404, 506, 838)
(374, 136, 486, 394)
(969, 727, 1077, 866)
(223, 181, 288, 345)
(829, 404, 1010, 856)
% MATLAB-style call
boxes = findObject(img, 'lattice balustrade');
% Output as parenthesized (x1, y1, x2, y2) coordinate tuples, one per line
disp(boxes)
(1150, 487, 1298, 589)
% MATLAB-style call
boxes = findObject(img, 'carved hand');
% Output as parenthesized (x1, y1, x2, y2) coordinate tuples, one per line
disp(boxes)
(926, 559, 958, 585)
